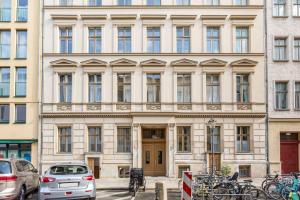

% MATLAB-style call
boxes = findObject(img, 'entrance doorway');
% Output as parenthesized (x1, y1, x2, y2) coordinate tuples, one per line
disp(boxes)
(142, 128, 166, 176)
(280, 133, 299, 174)
(208, 153, 221, 173)
(87, 158, 100, 179)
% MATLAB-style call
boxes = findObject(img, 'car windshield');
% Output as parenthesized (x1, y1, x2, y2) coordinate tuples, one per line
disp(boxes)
(49, 165, 88, 175)
(0, 161, 12, 174)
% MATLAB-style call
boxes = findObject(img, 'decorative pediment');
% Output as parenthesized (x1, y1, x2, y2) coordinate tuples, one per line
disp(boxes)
(171, 58, 198, 67)
(200, 59, 227, 67)
(110, 58, 137, 67)
(50, 59, 77, 67)
(230, 59, 258, 67)
(80, 59, 107, 67)
(140, 59, 166, 67)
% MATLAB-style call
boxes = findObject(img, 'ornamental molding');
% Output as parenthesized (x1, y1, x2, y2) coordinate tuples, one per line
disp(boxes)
(110, 58, 137, 67)
(230, 58, 258, 67)
(50, 59, 77, 67)
(80, 14, 107, 20)
(51, 14, 78, 20)
(140, 14, 167, 20)
(140, 59, 167, 67)
(229, 15, 257, 20)
(201, 15, 227, 20)
(80, 59, 107, 67)
(200, 58, 227, 67)
(111, 14, 137, 20)
(171, 58, 198, 67)
(170, 15, 197, 20)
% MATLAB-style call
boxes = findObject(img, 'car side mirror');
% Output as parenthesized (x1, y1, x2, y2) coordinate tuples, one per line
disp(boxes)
(33, 169, 38, 173)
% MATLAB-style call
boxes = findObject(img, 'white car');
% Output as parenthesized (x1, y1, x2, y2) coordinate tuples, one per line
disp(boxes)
(39, 163, 96, 200)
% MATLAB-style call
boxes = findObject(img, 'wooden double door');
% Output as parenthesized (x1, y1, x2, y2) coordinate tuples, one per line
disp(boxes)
(87, 158, 100, 179)
(281, 142, 299, 174)
(143, 142, 166, 176)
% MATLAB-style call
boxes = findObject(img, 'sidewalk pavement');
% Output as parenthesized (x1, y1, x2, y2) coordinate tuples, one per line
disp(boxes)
(95, 177, 265, 190)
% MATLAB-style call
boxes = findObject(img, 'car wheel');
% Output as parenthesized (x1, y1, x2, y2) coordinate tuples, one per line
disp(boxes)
(18, 186, 26, 200)
(89, 198, 96, 200)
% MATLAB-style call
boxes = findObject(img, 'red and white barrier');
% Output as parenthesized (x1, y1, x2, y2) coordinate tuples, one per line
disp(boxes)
(181, 171, 192, 200)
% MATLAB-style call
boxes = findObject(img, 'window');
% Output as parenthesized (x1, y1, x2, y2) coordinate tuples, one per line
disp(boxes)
(89, 27, 101, 53)
(59, 74, 72, 103)
(207, 126, 221, 152)
(0, 68, 9, 97)
(118, 166, 130, 178)
(295, 82, 300, 109)
(177, 74, 191, 103)
(0, 31, 10, 58)
(275, 82, 288, 109)
(239, 165, 251, 177)
(273, 0, 286, 16)
(0, 0, 11, 22)
(294, 38, 300, 61)
(235, 0, 247, 5)
(88, 0, 101, 5)
(88, 127, 101, 152)
(176, 0, 190, 5)
(17, 0, 27, 22)
(118, 0, 131, 5)
(147, 0, 161, 5)
(147, 74, 160, 103)
(177, 127, 191, 152)
(15, 67, 26, 97)
(60, 0, 72, 5)
(236, 126, 250, 153)
(88, 74, 101, 103)
(59, 27, 72, 54)
(236, 74, 249, 103)
(118, 73, 131, 102)
(274, 38, 287, 60)
(147, 27, 160, 53)
(0, 104, 9, 123)
(58, 127, 72, 153)
(207, 27, 220, 53)
(236, 27, 249, 53)
(117, 127, 131, 153)
(178, 165, 190, 178)
(294, 0, 300, 16)
(118, 27, 131, 53)
(15, 104, 26, 123)
(16, 30, 27, 58)
(176, 27, 190, 53)
(206, 0, 219, 5)
(206, 74, 220, 103)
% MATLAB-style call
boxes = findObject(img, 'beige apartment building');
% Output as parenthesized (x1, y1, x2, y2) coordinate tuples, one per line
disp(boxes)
(0, 0, 39, 166)
(41, 0, 266, 178)
(267, 0, 300, 174)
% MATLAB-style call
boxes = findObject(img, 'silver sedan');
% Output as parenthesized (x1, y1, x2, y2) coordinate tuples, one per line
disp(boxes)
(39, 163, 96, 200)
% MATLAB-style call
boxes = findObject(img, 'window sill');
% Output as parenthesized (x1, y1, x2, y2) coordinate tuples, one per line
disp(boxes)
(14, 58, 27, 60)
(272, 16, 289, 18)
(14, 95, 26, 98)
(293, 60, 300, 62)
(0, 122, 9, 124)
(0, 58, 10, 60)
(176, 152, 193, 155)
(292, 16, 300, 18)
(116, 152, 132, 154)
(294, 109, 300, 111)
(56, 152, 72, 155)
(14, 122, 26, 124)
(0, 21, 11, 23)
(0, 96, 10, 98)
(15, 20, 28, 23)
(274, 109, 290, 111)
(273, 59, 289, 62)
(235, 152, 254, 155)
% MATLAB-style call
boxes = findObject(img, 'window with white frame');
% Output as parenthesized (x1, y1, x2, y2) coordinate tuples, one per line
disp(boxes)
(88, 0, 101, 5)
(176, 0, 190, 5)
(17, 0, 27, 22)
(147, 0, 161, 5)
(207, 126, 221, 152)
(59, 27, 72, 54)
(0, 67, 10, 97)
(89, 27, 101, 53)
(235, 0, 247, 5)
(59, 74, 72, 103)
(0, 0, 11, 22)
(117, 127, 131, 153)
(236, 126, 250, 153)
(118, 27, 131, 53)
(147, 74, 160, 103)
(88, 127, 101, 152)
(294, 0, 300, 16)
(0, 30, 10, 58)
(275, 82, 288, 109)
(16, 30, 27, 58)
(118, 73, 131, 103)
(207, 27, 220, 53)
(295, 82, 300, 110)
(273, 0, 286, 16)
(88, 74, 101, 103)
(177, 74, 191, 103)
(206, 0, 219, 5)
(60, 0, 72, 5)
(58, 127, 72, 153)
(147, 27, 160, 53)
(294, 38, 300, 61)
(274, 38, 287, 61)
(118, 0, 131, 5)
(177, 126, 191, 153)
(15, 67, 26, 97)
(236, 27, 249, 53)
(236, 74, 250, 103)
(206, 74, 220, 103)
(176, 26, 190, 53)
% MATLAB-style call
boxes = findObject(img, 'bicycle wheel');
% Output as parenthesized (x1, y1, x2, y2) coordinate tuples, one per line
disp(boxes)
(212, 184, 231, 200)
(280, 187, 290, 200)
(265, 182, 282, 199)
(245, 188, 268, 200)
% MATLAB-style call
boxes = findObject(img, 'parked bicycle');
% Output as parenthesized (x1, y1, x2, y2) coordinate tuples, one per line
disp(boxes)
(128, 168, 146, 197)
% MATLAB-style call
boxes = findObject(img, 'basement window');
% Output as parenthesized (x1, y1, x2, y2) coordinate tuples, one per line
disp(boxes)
(178, 165, 190, 178)
(239, 165, 251, 177)
(118, 166, 130, 178)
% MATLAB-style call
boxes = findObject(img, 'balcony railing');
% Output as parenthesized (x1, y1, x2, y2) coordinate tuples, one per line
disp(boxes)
(0, 8, 11, 22)
(17, 8, 28, 22)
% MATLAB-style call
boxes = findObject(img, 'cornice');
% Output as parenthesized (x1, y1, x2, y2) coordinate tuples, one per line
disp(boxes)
(51, 14, 78, 20)
(170, 15, 197, 20)
(80, 14, 107, 20)
(229, 15, 257, 20)
(50, 58, 78, 67)
(140, 14, 167, 20)
(269, 118, 300, 122)
(80, 59, 107, 67)
(200, 58, 227, 67)
(140, 58, 167, 67)
(111, 14, 137, 20)
(201, 15, 227, 20)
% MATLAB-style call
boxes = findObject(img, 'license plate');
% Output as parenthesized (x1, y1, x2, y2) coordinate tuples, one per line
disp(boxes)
(59, 182, 78, 188)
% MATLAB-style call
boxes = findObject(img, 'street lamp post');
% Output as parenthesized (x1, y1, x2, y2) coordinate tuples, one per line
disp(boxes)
(208, 118, 216, 175)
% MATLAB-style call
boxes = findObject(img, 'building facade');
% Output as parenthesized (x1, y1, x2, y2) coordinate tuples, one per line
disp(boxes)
(0, 0, 40, 166)
(267, 0, 300, 174)
(41, 0, 266, 178)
